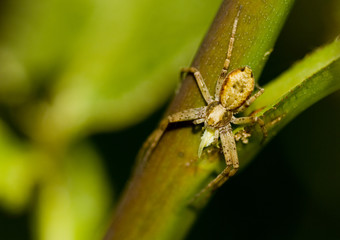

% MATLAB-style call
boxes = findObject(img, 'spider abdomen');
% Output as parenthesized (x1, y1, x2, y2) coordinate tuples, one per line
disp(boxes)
(220, 66, 255, 110)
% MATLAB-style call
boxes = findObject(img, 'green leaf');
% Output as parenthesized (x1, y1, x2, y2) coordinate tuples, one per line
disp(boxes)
(0, 120, 40, 213)
(35, 142, 113, 240)
(4, 0, 222, 145)
(0, 0, 94, 104)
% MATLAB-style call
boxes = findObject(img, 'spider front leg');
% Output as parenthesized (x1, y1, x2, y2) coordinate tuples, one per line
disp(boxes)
(180, 67, 213, 104)
(214, 7, 241, 101)
(137, 107, 207, 168)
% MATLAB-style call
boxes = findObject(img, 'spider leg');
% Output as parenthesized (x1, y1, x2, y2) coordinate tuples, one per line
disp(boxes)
(168, 107, 207, 123)
(231, 116, 258, 125)
(235, 86, 264, 114)
(137, 107, 207, 168)
(213, 129, 220, 144)
(197, 167, 233, 196)
(191, 125, 238, 200)
(220, 124, 239, 168)
(231, 115, 268, 139)
(180, 67, 213, 104)
(214, 7, 241, 101)
(193, 118, 205, 125)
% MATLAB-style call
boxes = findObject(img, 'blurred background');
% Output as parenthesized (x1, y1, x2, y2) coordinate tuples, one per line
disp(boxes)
(0, 0, 339, 239)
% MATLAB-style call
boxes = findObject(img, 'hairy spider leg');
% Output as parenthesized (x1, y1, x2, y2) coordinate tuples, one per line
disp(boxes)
(180, 67, 213, 104)
(231, 115, 259, 124)
(220, 124, 239, 168)
(219, 124, 237, 167)
(214, 7, 241, 101)
(137, 107, 207, 168)
(192, 124, 238, 201)
(203, 167, 232, 193)
(232, 115, 267, 136)
(192, 165, 237, 203)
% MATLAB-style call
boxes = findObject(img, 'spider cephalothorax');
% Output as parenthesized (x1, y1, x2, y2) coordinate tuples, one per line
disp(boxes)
(139, 7, 264, 193)
(205, 101, 232, 128)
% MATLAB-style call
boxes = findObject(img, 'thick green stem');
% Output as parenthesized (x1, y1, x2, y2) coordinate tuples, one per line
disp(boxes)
(104, 0, 294, 239)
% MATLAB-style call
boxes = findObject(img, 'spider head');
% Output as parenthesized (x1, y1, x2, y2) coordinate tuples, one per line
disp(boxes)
(220, 66, 255, 111)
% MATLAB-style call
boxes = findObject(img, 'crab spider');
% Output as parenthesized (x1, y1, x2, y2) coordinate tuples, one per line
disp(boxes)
(138, 7, 265, 192)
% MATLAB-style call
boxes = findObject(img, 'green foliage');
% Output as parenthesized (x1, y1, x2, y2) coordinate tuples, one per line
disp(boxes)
(35, 143, 112, 240)
(0, 0, 222, 144)
(0, 120, 37, 212)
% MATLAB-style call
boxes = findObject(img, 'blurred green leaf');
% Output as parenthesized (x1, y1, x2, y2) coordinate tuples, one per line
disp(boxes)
(0, 0, 223, 145)
(52, 0, 222, 131)
(0, 0, 95, 104)
(0, 120, 38, 213)
(35, 142, 113, 240)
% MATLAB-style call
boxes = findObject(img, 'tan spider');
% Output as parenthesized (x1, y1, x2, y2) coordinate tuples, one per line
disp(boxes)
(139, 8, 265, 191)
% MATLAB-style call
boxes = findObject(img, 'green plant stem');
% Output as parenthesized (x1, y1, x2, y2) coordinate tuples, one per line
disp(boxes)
(104, 0, 295, 239)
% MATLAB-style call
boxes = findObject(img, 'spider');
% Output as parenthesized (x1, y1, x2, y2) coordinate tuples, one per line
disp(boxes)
(139, 7, 265, 192)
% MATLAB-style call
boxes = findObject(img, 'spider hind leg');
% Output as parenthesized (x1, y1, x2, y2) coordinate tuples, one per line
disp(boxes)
(231, 115, 267, 142)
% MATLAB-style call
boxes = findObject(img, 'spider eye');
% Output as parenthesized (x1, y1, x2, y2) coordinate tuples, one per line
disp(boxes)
(220, 67, 255, 110)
